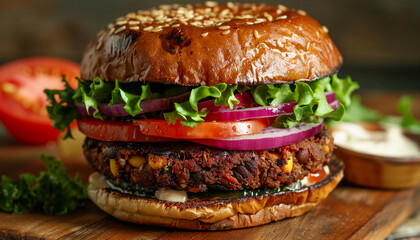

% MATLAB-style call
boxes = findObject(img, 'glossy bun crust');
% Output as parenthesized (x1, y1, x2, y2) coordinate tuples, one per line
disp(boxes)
(88, 158, 343, 230)
(81, 3, 342, 85)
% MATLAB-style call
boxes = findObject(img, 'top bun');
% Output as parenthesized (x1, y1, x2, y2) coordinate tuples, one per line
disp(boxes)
(81, 2, 342, 86)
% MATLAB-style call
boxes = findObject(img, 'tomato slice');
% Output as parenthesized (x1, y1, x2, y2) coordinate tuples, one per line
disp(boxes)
(307, 167, 328, 184)
(133, 119, 270, 139)
(77, 118, 176, 142)
(0, 57, 79, 145)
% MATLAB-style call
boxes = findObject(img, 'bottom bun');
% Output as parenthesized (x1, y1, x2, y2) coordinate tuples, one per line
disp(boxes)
(88, 158, 343, 230)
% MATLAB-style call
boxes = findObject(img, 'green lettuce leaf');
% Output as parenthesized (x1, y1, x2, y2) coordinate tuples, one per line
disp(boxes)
(46, 77, 167, 137)
(45, 74, 357, 135)
(164, 83, 239, 127)
(73, 77, 114, 119)
(111, 81, 158, 116)
(258, 74, 358, 128)
(331, 75, 359, 107)
(214, 85, 240, 109)
(0, 155, 88, 215)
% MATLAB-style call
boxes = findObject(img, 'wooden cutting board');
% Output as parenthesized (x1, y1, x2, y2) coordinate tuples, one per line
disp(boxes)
(0, 147, 419, 240)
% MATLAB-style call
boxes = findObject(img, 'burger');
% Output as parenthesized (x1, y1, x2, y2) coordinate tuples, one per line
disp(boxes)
(45, 2, 358, 230)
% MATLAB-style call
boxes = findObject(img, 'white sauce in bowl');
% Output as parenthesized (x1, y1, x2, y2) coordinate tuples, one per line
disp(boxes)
(333, 123, 420, 157)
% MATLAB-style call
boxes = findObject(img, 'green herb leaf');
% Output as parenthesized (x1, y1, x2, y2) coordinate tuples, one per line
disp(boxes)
(340, 96, 383, 123)
(0, 174, 37, 214)
(0, 155, 88, 215)
(44, 76, 79, 139)
(397, 95, 420, 134)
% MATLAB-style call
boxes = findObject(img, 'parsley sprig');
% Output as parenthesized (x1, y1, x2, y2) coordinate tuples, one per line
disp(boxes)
(0, 155, 88, 215)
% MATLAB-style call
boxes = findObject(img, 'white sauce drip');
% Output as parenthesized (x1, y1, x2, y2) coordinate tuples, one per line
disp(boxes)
(155, 188, 187, 202)
(102, 175, 188, 203)
(333, 123, 420, 157)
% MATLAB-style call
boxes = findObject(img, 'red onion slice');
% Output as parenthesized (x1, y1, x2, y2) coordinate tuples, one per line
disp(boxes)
(204, 92, 337, 121)
(192, 121, 323, 150)
(75, 92, 190, 117)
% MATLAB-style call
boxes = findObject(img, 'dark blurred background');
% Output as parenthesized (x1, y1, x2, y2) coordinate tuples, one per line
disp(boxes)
(1, 0, 419, 91)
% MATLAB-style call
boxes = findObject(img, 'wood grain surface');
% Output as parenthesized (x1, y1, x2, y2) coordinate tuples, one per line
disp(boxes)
(0, 91, 419, 239)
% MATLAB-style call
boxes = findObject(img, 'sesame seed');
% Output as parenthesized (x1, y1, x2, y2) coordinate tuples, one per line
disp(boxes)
(316, 31, 320, 38)
(276, 9, 283, 15)
(254, 18, 266, 24)
(306, 42, 311, 50)
(129, 26, 140, 31)
(276, 15, 287, 20)
(322, 25, 329, 33)
(126, 12, 136, 18)
(151, 9, 164, 17)
(128, 20, 140, 25)
(218, 25, 230, 30)
(109, 27, 115, 35)
(227, 2, 234, 9)
(115, 25, 126, 34)
(151, 27, 163, 32)
(143, 26, 153, 31)
(191, 21, 203, 27)
(171, 23, 180, 27)
(246, 22, 254, 25)
(297, 10, 307, 16)
(253, 30, 260, 39)
(220, 9, 230, 16)
(205, 1, 218, 7)
(221, 30, 230, 35)
(278, 4, 287, 11)
(264, 12, 273, 21)
(276, 40, 283, 48)
(155, 15, 165, 21)
(194, 15, 204, 21)
(201, 32, 209, 37)
(116, 20, 128, 25)
(241, 15, 253, 19)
